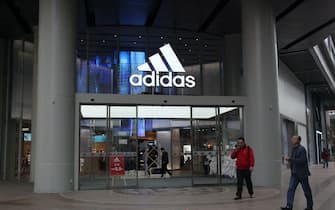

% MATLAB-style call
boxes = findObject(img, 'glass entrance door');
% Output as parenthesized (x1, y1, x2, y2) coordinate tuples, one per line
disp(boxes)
(218, 107, 243, 184)
(192, 107, 219, 185)
(79, 105, 108, 189)
(78, 104, 243, 189)
(136, 106, 192, 188)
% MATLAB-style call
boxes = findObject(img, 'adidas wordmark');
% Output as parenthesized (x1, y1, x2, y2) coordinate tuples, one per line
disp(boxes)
(129, 44, 196, 88)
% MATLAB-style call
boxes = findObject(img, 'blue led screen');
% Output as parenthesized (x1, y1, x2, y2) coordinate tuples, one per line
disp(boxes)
(76, 51, 145, 94)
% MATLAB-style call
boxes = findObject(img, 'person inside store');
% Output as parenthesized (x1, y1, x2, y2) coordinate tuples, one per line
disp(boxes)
(203, 156, 211, 175)
(161, 148, 172, 177)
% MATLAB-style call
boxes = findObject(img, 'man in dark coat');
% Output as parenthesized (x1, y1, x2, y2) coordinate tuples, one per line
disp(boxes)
(161, 148, 172, 177)
(281, 136, 313, 210)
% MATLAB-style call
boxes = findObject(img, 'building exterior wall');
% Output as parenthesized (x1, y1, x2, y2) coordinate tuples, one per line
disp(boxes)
(278, 60, 307, 124)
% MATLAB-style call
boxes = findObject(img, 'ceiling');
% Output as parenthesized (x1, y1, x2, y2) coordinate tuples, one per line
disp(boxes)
(1, 0, 335, 100)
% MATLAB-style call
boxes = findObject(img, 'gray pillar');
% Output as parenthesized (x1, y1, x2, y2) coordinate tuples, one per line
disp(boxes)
(6, 120, 17, 181)
(30, 27, 38, 183)
(223, 34, 243, 96)
(34, 0, 77, 193)
(306, 87, 316, 163)
(0, 38, 6, 179)
(242, 0, 281, 187)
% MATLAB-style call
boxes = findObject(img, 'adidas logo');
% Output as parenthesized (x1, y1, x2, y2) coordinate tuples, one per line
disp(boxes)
(129, 43, 196, 88)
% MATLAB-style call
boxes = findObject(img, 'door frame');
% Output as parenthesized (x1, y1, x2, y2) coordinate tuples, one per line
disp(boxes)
(74, 94, 247, 190)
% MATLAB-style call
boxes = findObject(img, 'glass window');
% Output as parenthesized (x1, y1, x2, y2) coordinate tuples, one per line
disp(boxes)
(81, 105, 107, 118)
(137, 106, 191, 119)
(88, 55, 114, 93)
(76, 27, 228, 96)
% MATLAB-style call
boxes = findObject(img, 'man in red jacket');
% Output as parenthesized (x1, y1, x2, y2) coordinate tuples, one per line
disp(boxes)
(231, 137, 255, 200)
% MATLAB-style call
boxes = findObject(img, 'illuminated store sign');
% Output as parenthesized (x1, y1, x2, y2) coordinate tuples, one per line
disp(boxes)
(129, 44, 196, 88)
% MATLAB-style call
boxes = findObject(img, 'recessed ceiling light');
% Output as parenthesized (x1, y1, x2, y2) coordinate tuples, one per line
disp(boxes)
(102, 40, 106, 43)
(114, 34, 118, 38)
(138, 35, 142, 39)
(184, 43, 188, 47)
(204, 44, 208, 47)
(196, 38, 199, 41)
(133, 41, 137, 44)
(179, 37, 182, 40)
(160, 36, 164, 39)
(80, 39, 84, 42)
(188, 49, 192, 52)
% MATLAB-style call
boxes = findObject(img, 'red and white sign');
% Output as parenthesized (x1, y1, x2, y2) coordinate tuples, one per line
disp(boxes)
(110, 156, 125, 176)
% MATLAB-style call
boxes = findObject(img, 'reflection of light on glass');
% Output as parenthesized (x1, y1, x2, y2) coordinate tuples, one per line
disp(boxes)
(93, 135, 106, 142)
(138, 106, 191, 119)
(109, 106, 136, 118)
(81, 105, 107, 118)
(95, 56, 101, 66)
(183, 145, 192, 153)
(24, 133, 32, 141)
(138, 119, 145, 137)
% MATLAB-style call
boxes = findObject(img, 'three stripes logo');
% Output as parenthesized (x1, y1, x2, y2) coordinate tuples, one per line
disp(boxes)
(129, 43, 196, 88)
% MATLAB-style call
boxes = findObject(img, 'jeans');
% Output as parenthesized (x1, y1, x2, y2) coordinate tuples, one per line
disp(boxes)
(236, 169, 253, 196)
(286, 175, 313, 209)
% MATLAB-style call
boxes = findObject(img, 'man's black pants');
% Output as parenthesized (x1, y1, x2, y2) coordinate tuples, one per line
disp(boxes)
(161, 163, 172, 176)
(236, 169, 253, 196)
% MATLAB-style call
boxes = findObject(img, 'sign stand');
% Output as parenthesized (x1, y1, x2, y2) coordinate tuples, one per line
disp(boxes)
(110, 155, 127, 187)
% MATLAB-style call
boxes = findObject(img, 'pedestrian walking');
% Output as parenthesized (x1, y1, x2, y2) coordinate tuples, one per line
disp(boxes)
(321, 148, 330, 168)
(281, 135, 313, 210)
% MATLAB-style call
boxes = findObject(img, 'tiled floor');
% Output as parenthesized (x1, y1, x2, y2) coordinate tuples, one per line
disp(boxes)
(1, 163, 335, 210)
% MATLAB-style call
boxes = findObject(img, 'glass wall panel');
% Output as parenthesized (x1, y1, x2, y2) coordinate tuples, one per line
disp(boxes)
(79, 118, 108, 190)
(138, 106, 191, 119)
(203, 62, 221, 95)
(192, 107, 219, 185)
(76, 27, 228, 96)
(218, 107, 242, 184)
(107, 117, 137, 188)
(78, 105, 242, 189)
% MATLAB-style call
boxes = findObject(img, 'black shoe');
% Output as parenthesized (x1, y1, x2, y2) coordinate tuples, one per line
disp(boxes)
(249, 194, 253, 198)
(304, 208, 313, 210)
(234, 196, 242, 200)
(280, 207, 292, 210)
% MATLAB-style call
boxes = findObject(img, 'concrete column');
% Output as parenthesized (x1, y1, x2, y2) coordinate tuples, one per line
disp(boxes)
(0, 38, 6, 179)
(34, 0, 77, 193)
(223, 34, 243, 96)
(306, 87, 316, 163)
(6, 120, 17, 181)
(30, 26, 38, 183)
(242, 0, 281, 187)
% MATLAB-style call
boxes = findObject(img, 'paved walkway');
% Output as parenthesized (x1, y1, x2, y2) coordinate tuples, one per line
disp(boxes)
(1, 163, 335, 210)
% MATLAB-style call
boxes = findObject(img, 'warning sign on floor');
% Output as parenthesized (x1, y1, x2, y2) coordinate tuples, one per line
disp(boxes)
(110, 156, 125, 176)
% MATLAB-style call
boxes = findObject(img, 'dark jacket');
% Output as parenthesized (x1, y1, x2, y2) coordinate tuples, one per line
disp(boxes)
(289, 144, 311, 177)
(231, 146, 255, 170)
(162, 151, 169, 164)
(321, 151, 330, 160)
